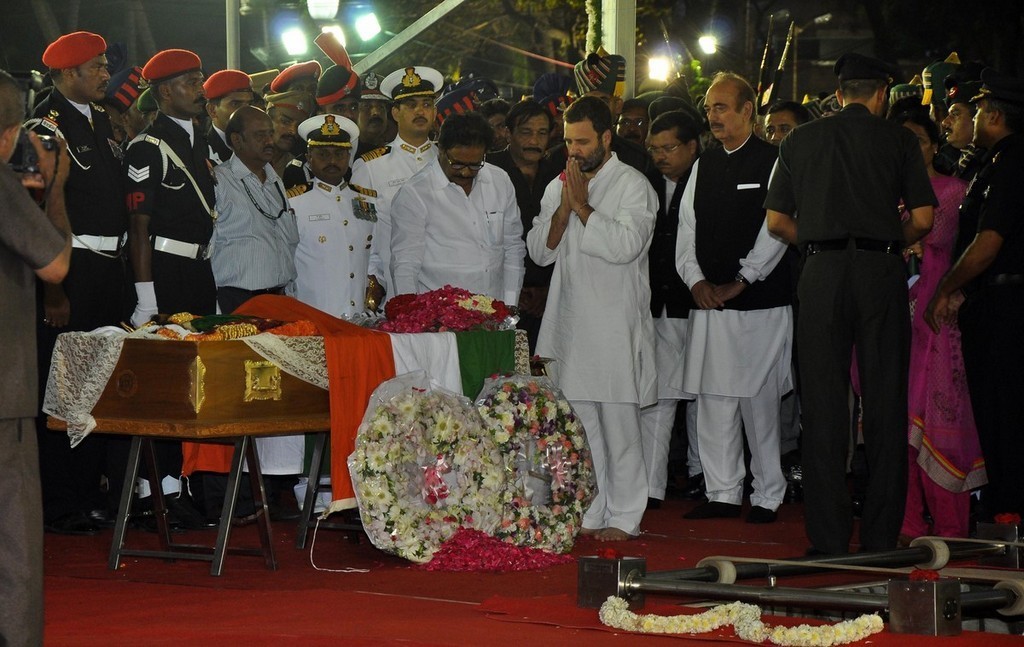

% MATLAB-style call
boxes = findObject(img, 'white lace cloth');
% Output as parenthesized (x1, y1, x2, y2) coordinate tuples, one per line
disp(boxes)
(43, 328, 329, 447)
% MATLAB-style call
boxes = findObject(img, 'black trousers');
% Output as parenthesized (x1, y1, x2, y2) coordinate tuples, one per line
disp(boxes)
(959, 285, 1024, 518)
(35, 249, 132, 521)
(797, 250, 909, 554)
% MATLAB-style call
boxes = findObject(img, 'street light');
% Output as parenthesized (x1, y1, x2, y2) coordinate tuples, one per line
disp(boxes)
(698, 35, 718, 55)
(281, 27, 309, 56)
(307, 0, 339, 21)
(792, 13, 832, 100)
(649, 56, 671, 82)
(355, 13, 381, 41)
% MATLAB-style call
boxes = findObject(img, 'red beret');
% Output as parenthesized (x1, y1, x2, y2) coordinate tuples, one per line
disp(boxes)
(203, 69, 253, 100)
(42, 31, 107, 70)
(143, 49, 202, 83)
(270, 60, 322, 93)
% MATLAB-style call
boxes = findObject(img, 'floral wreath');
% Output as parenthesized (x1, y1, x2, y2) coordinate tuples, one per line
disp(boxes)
(599, 596, 884, 646)
(350, 380, 505, 563)
(476, 376, 596, 554)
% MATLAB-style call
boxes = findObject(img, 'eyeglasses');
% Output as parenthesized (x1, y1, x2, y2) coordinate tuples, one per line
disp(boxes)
(444, 151, 485, 172)
(646, 143, 683, 156)
(617, 117, 649, 128)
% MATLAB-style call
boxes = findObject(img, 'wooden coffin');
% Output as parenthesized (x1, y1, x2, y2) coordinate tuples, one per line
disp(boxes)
(91, 339, 329, 423)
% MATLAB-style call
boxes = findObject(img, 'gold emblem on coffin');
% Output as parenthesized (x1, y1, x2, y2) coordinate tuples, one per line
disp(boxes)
(188, 356, 206, 413)
(244, 360, 282, 402)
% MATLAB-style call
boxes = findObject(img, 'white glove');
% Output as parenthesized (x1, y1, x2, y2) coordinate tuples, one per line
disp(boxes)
(130, 281, 159, 328)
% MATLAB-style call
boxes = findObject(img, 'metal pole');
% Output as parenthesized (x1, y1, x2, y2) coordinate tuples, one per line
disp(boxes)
(226, 0, 241, 70)
(353, 0, 467, 74)
(631, 579, 888, 613)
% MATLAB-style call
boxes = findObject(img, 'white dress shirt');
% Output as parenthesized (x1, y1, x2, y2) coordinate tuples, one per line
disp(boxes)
(390, 159, 525, 304)
(288, 180, 377, 318)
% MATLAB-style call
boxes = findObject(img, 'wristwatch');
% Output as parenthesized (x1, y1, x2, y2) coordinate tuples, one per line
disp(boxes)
(735, 272, 750, 285)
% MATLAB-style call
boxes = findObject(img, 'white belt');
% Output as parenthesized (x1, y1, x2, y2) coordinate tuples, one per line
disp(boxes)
(72, 234, 123, 252)
(153, 235, 209, 260)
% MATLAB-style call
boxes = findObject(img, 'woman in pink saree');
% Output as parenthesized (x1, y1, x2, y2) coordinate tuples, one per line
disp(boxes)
(896, 110, 986, 541)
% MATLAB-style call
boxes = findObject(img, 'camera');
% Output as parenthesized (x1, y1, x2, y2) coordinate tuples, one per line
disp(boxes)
(11, 132, 56, 174)
(7, 69, 51, 174)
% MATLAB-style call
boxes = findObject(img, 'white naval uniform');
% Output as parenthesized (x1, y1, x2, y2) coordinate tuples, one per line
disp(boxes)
(350, 136, 436, 297)
(288, 180, 377, 318)
(390, 159, 525, 304)
(675, 156, 793, 511)
(526, 153, 658, 535)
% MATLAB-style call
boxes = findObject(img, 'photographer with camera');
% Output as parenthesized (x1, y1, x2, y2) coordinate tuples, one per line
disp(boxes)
(0, 68, 70, 647)
(27, 30, 132, 536)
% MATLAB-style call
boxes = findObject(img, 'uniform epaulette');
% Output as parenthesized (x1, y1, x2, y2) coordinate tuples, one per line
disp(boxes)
(287, 158, 304, 168)
(359, 145, 391, 162)
(144, 134, 161, 146)
(349, 183, 377, 198)
(286, 184, 309, 199)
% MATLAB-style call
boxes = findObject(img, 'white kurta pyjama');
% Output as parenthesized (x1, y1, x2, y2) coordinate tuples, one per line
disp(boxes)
(526, 153, 658, 535)
(675, 155, 793, 510)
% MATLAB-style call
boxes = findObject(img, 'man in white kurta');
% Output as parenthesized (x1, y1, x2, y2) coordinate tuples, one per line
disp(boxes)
(675, 74, 793, 523)
(527, 96, 657, 541)
(289, 114, 380, 318)
(349, 66, 443, 298)
(391, 112, 525, 304)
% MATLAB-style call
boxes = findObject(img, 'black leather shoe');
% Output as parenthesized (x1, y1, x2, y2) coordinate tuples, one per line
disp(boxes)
(680, 473, 706, 501)
(44, 512, 100, 536)
(683, 501, 741, 519)
(166, 493, 217, 530)
(746, 506, 777, 524)
(86, 508, 116, 529)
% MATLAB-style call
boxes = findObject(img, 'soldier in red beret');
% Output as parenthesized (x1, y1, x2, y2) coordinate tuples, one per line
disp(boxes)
(203, 69, 255, 164)
(28, 31, 132, 536)
(123, 48, 217, 529)
(270, 60, 322, 94)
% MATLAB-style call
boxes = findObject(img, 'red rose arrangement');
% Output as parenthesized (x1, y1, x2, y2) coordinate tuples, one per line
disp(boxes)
(378, 285, 511, 333)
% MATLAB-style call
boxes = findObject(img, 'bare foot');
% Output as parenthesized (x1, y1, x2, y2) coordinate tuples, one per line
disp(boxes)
(579, 527, 602, 537)
(596, 527, 636, 542)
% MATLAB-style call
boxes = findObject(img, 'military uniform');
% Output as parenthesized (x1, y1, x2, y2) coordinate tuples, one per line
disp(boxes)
(957, 132, 1024, 517)
(764, 54, 937, 553)
(289, 180, 377, 317)
(349, 137, 436, 294)
(207, 124, 232, 165)
(282, 156, 315, 194)
(29, 86, 130, 530)
(125, 113, 217, 314)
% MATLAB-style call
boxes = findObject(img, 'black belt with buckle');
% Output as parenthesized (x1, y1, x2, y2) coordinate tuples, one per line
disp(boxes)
(250, 286, 286, 296)
(805, 238, 902, 256)
(987, 273, 1024, 286)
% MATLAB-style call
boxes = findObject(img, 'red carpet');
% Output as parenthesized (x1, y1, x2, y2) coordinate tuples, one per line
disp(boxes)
(43, 498, 1019, 645)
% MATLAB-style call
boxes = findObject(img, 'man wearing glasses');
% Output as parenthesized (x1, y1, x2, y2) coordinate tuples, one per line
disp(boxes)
(390, 112, 524, 305)
(350, 65, 444, 299)
(210, 106, 298, 314)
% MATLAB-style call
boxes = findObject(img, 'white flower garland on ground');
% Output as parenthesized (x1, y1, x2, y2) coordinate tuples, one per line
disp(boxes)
(476, 376, 596, 553)
(599, 596, 884, 646)
(350, 381, 505, 563)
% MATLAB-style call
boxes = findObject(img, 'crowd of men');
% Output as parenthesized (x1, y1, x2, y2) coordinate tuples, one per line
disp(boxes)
(3, 26, 1023, 645)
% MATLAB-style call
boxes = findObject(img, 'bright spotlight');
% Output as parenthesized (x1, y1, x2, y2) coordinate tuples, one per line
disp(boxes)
(698, 35, 718, 55)
(355, 13, 381, 41)
(307, 0, 339, 21)
(321, 24, 346, 49)
(648, 57, 671, 82)
(281, 27, 309, 56)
